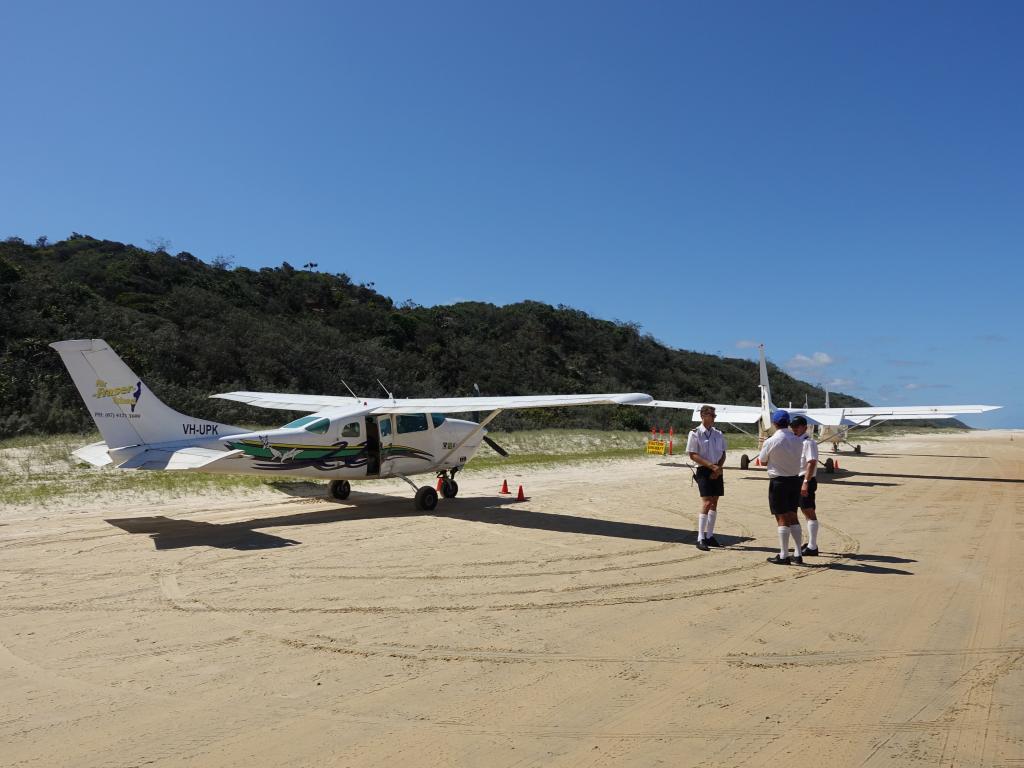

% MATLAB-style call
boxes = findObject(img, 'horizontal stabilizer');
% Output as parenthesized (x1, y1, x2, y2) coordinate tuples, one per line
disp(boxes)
(115, 446, 242, 471)
(72, 441, 114, 467)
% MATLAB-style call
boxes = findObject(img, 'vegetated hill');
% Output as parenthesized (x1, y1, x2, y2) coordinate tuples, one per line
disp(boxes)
(0, 234, 870, 438)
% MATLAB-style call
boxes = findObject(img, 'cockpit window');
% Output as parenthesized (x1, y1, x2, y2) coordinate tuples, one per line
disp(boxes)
(304, 418, 330, 434)
(397, 413, 429, 434)
(431, 413, 446, 428)
(282, 416, 319, 429)
(341, 421, 360, 437)
(379, 417, 392, 437)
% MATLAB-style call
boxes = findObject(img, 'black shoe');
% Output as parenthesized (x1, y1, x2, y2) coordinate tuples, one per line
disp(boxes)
(791, 555, 804, 565)
(705, 535, 722, 548)
(766, 555, 790, 565)
(801, 545, 819, 556)
(696, 539, 710, 551)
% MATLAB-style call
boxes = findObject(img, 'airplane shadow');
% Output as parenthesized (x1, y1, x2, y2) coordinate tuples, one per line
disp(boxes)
(847, 470, 1024, 485)
(106, 493, 755, 552)
(821, 478, 901, 488)
(740, 469, 1017, 485)
(737, 474, 899, 488)
(863, 453, 990, 460)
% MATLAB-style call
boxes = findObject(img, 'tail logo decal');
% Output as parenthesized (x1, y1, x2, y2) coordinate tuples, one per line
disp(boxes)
(94, 379, 142, 412)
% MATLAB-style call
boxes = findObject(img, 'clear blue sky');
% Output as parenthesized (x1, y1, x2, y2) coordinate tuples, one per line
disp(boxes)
(2, 1, 1021, 427)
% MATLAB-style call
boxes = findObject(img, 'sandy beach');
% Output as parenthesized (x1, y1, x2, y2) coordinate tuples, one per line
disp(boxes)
(2, 430, 1022, 767)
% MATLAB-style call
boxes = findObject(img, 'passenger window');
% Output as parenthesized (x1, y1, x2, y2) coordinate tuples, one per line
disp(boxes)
(379, 418, 392, 437)
(431, 413, 446, 428)
(341, 421, 360, 437)
(397, 413, 429, 434)
(304, 418, 330, 434)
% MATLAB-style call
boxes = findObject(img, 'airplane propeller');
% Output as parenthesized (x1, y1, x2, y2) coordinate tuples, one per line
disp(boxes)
(482, 434, 510, 457)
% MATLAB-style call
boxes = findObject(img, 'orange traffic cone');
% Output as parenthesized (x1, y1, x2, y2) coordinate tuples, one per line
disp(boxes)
(834, 459, 839, 470)
(755, 457, 761, 467)
(516, 484, 526, 501)
(500, 479, 510, 494)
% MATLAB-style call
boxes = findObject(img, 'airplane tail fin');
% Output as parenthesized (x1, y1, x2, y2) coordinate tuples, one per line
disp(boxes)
(50, 339, 243, 450)
(758, 344, 774, 429)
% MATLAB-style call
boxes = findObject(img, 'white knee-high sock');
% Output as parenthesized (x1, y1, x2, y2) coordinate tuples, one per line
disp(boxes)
(778, 526, 790, 559)
(789, 524, 803, 556)
(698, 513, 708, 541)
(706, 509, 717, 536)
(808, 520, 819, 549)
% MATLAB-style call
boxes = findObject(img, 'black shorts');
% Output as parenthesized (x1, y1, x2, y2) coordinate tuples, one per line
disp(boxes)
(800, 477, 817, 510)
(768, 475, 802, 516)
(695, 466, 725, 497)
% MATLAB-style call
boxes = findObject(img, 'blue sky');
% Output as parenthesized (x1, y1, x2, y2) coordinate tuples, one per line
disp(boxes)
(2, 1, 1020, 427)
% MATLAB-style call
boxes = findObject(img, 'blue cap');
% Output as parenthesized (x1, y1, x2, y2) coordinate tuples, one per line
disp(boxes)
(771, 408, 790, 426)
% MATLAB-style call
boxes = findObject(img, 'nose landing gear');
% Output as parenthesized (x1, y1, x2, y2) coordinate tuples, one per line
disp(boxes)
(437, 467, 460, 499)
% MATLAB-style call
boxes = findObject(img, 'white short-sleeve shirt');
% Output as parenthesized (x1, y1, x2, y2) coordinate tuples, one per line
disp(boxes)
(686, 424, 727, 464)
(800, 436, 819, 477)
(758, 428, 804, 477)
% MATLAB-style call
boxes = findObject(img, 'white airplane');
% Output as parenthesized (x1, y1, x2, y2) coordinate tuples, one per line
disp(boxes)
(637, 344, 1000, 472)
(51, 339, 652, 509)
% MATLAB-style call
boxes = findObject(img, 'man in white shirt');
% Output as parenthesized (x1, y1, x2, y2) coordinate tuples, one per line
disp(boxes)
(757, 409, 805, 565)
(790, 415, 820, 556)
(686, 405, 727, 551)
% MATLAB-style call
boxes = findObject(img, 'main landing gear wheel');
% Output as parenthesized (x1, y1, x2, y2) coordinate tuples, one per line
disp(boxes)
(740, 454, 750, 470)
(441, 479, 459, 498)
(415, 485, 438, 511)
(824, 458, 835, 474)
(329, 480, 351, 500)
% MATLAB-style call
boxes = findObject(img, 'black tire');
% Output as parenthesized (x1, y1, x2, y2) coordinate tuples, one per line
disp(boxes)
(824, 458, 835, 474)
(740, 454, 750, 470)
(441, 479, 459, 498)
(415, 485, 438, 511)
(329, 480, 351, 500)
(854, 445, 862, 454)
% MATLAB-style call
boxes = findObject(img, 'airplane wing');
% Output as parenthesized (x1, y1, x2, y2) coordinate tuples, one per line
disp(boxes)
(634, 400, 763, 424)
(800, 404, 999, 426)
(371, 393, 652, 414)
(212, 391, 653, 414)
(211, 391, 362, 412)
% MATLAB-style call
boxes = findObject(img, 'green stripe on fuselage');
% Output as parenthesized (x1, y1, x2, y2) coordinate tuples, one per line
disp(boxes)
(228, 439, 364, 461)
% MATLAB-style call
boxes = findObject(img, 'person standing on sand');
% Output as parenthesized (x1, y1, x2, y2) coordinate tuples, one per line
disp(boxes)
(790, 415, 821, 556)
(686, 405, 727, 552)
(758, 409, 805, 565)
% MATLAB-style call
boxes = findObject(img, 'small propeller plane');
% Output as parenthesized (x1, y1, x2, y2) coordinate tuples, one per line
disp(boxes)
(50, 339, 652, 509)
(637, 344, 1000, 473)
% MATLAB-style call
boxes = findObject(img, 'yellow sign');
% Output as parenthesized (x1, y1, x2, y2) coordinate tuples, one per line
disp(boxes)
(646, 440, 666, 455)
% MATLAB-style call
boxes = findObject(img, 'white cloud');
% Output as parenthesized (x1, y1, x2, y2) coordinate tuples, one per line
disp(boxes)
(786, 352, 834, 371)
(735, 339, 759, 349)
(904, 382, 952, 390)
(827, 378, 857, 389)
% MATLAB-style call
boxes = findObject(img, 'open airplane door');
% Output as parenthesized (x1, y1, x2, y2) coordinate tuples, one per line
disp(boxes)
(376, 415, 394, 478)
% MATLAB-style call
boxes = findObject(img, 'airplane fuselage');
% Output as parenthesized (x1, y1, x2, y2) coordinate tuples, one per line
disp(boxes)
(216, 413, 484, 481)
